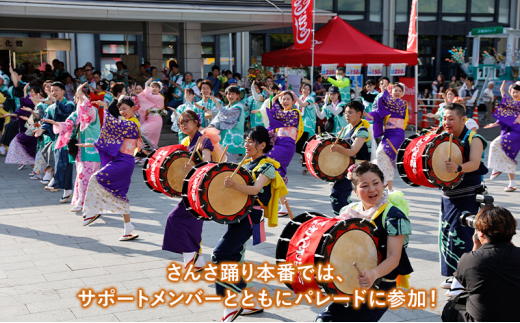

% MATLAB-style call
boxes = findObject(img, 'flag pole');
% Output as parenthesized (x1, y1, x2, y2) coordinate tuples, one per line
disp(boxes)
(310, 0, 316, 85)
(414, 0, 419, 133)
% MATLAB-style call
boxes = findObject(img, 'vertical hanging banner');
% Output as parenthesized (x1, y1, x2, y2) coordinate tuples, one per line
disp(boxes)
(320, 64, 337, 77)
(390, 63, 407, 76)
(401, 77, 416, 126)
(407, 0, 418, 53)
(292, 0, 314, 50)
(367, 64, 384, 76)
(345, 64, 362, 76)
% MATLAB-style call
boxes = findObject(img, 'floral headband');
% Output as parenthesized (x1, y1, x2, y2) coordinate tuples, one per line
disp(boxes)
(346, 164, 358, 180)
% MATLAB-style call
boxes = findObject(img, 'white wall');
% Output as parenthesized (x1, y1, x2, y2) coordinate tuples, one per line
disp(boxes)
(76, 33, 96, 68)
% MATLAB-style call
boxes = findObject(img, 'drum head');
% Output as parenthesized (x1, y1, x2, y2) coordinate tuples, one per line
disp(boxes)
(166, 156, 193, 194)
(208, 171, 248, 216)
(318, 143, 351, 177)
(431, 141, 463, 182)
(396, 135, 420, 187)
(182, 162, 212, 221)
(318, 219, 380, 296)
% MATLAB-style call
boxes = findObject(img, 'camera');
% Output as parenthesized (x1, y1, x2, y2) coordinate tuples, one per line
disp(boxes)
(460, 194, 494, 228)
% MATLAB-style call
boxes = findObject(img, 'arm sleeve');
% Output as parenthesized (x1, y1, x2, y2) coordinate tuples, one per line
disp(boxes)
(211, 105, 241, 130)
(327, 102, 345, 116)
(257, 163, 276, 180)
(267, 102, 299, 127)
(53, 118, 76, 150)
(54, 100, 75, 121)
(315, 104, 326, 119)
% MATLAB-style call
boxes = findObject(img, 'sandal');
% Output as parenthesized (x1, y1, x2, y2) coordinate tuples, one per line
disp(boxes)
(83, 214, 101, 226)
(302, 169, 308, 175)
(119, 234, 139, 241)
(445, 287, 464, 296)
(18, 164, 25, 171)
(59, 195, 72, 204)
(504, 186, 517, 192)
(490, 171, 502, 180)
(222, 308, 243, 322)
(241, 307, 264, 315)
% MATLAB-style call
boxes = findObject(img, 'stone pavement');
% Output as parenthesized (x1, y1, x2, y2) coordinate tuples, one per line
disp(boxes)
(1, 126, 519, 322)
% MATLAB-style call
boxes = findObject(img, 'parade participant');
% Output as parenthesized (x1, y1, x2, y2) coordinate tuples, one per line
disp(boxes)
(247, 81, 267, 129)
(43, 83, 101, 211)
(315, 86, 347, 135)
(264, 90, 303, 216)
(371, 76, 390, 112)
(328, 101, 371, 215)
(324, 66, 351, 102)
(111, 61, 129, 88)
(208, 86, 246, 163)
(5, 83, 40, 170)
(220, 78, 246, 103)
(438, 102, 487, 291)
(216, 126, 288, 322)
(207, 65, 222, 96)
(427, 88, 458, 121)
(316, 162, 412, 322)
(294, 83, 315, 172)
(162, 110, 213, 270)
(107, 82, 126, 118)
(197, 80, 222, 127)
(172, 88, 205, 142)
(34, 82, 75, 202)
(182, 72, 201, 100)
(0, 67, 26, 156)
(486, 80, 520, 192)
(79, 96, 141, 240)
(358, 79, 379, 118)
(365, 83, 408, 192)
(0, 73, 10, 138)
(136, 78, 166, 150)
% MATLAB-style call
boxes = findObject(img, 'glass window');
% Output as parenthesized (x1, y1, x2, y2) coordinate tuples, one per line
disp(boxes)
(220, 34, 234, 70)
(338, 0, 365, 11)
(251, 34, 265, 65)
(471, 16, 494, 22)
(202, 45, 214, 55)
(419, 0, 438, 13)
(162, 44, 175, 55)
(100, 57, 120, 75)
(269, 34, 294, 52)
(100, 34, 137, 41)
(442, 0, 466, 13)
(101, 44, 135, 54)
(418, 16, 437, 21)
(499, 0, 509, 24)
(369, 0, 382, 22)
(471, 0, 495, 14)
(396, 0, 409, 23)
(442, 16, 466, 22)
(340, 14, 365, 21)
(162, 35, 177, 42)
(315, 0, 333, 11)
(202, 35, 215, 42)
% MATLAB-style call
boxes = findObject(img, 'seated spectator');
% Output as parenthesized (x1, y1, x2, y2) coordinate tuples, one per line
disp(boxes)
(442, 205, 520, 322)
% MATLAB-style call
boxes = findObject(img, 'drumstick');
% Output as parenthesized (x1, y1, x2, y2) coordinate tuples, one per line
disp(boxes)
(448, 134, 453, 162)
(196, 137, 208, 160)
(222, 155, 248, 191)
(219, 145, 229, 163)
(318, 126, 321, 134)
(284, 200, 294, 219)
(188, 136, 202, 164)
(353, 262, 365, 277)
(334, 127, 345, 145)
(386, 138, 398, 155)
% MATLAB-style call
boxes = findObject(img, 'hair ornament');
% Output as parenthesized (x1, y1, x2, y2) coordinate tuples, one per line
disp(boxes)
(347, 164, 359, 180)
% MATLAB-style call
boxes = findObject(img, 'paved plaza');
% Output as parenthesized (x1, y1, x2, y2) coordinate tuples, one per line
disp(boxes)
(1, 127, 519, 322)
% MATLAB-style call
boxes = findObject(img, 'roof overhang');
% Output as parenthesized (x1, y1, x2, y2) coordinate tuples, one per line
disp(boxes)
(0, 0, 335, 34)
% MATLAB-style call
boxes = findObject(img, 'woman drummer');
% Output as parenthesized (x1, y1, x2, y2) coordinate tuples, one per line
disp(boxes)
(329, 100, 371, 215)
(215, 126, 288, 322)
(162, 110, 214, 270)
(365, 83, 408, 192)
(316, 162, 413, 322)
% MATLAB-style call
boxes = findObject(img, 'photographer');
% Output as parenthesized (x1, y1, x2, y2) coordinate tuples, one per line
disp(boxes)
(442, 205, 520, 322)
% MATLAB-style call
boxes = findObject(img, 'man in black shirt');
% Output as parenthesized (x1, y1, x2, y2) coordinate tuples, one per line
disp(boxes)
(442, 205, 520, 322)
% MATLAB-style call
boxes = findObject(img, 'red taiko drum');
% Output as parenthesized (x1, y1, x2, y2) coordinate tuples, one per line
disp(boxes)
(397, 132, 465, 189)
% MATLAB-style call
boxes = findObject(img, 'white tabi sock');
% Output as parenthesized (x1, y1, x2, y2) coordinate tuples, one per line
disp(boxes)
(43, 171, 52, 181)
(63, 189, 72, 198)
(182, 252, 197, 267)
(509, 180, 516, 188)
(123, 222, 135, 236)
(47, 178, 55, 187)
(194, 253, 206, 268)
(279, 203, 287, 213)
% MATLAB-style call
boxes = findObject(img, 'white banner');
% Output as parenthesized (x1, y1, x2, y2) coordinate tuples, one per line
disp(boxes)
(287, 74, 302, 93)
(367, 64, 384, 76)
(320, 64, 337, 77)
(390, 63, 407, 76)
(345, 64, 362, 76)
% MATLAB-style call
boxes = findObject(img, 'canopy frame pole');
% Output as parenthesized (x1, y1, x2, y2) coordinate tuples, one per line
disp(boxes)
(310, 0, 316, 85)
(415, 0, 419, 134)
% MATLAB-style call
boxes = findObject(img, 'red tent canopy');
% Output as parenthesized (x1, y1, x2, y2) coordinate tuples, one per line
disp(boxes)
(262, 16, 417, 67)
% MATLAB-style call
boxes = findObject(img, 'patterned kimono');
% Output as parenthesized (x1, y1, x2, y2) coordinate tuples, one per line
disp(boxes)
(41, 98, 76, 190)
(266, 102, 303, 182)
(246, 91, 267, 128)
(0, 82, 25, 148)
(197, 97, 222, 127)
(368, 90, 408, 183)
(5, 96, 37, 165)
(315, 100, 347, 135)
(82, 112, 139, 215)
(298, 94, 316, 137)
(210, 101, 246, 158)
(488, 96, 520, 174)
(137, 87, 166, 149)
(53, 98, 101, 209)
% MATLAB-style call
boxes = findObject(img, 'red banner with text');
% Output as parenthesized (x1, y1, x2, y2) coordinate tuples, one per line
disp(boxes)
(401, 77, 416, 126)
(292, 0, 314, 50)
(406, 0, 418, 53)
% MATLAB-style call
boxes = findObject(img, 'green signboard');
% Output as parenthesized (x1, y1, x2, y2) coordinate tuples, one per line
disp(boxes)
(471, 26, 504, 36)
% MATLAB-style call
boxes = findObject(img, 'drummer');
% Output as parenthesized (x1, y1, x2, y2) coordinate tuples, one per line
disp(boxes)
(316, 162, 412, 322)
(162, 110, 214, 271)
(216, 126, 288, 322)
(439, 103, 488, 294)
(329, 101, 371, 215)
